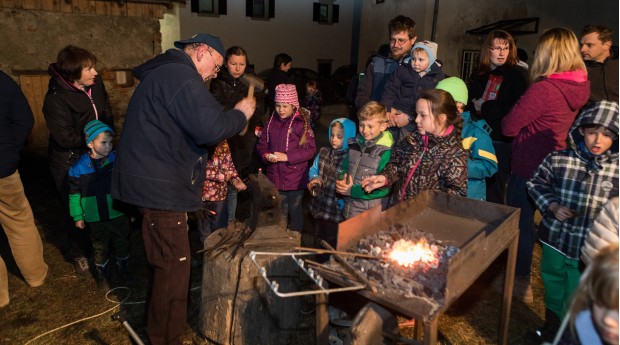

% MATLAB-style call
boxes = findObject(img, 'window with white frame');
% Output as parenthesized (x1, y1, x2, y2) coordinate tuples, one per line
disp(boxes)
(461, 50, 480, 83)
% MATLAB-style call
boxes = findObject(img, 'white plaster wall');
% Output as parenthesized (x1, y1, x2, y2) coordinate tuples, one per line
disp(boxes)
(160, 4, 181, 51)
(358, 0, 619, 78)
(178, 1, 354, 74)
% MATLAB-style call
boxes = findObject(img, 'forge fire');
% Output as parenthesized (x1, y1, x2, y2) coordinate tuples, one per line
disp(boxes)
(335, 224, 459, 302)
(386, 238, 439, 269)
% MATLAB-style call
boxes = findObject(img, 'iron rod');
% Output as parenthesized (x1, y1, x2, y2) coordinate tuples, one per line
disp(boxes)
(294, 246, 385, 260)
(320, 240, 377, 294)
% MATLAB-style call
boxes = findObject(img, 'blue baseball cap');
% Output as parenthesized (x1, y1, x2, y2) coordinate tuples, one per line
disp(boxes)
(174, 33, 225, 58)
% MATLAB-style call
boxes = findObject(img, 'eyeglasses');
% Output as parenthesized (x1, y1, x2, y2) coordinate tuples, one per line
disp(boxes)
(389, 38, 409, 46)
(206, 49, 222, 73)
(489, 46, 510, 52)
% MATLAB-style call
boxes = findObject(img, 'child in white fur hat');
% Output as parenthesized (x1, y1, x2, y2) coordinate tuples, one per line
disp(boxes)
(381, 40, 446, 128)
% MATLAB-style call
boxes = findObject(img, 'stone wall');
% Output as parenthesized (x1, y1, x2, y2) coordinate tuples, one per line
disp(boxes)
(0, 7, 163, 146)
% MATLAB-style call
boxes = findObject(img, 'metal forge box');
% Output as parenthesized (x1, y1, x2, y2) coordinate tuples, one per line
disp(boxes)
(315, 191, 520, 345)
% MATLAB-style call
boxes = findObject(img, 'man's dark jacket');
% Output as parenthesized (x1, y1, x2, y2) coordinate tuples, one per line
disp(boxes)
(111, 49, 246, 212)
(0, 71, 34, 178)
(585, 51, 619, 103)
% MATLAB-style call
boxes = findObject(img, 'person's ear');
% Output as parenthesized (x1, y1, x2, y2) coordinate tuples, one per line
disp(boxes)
(437, 113, 448, 126)
(578, 127, 585, 136)
(87, 141, 93, 150)
(603, 40, 612, 52)
(197, 46, 207, 61)
(380, 120, 389, 131)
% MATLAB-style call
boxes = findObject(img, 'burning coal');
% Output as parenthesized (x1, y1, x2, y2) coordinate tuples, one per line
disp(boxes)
(387, 238, 439, 269)
(332, 224, 459, 302)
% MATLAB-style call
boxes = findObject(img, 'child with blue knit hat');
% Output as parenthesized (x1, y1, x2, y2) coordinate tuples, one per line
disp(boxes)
(381, 40, 445, 135)
(308, 117, 356, 261)
(68, 119, 131, 291)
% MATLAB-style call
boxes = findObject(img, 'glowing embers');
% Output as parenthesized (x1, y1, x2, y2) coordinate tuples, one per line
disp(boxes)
(386, 238, 439, 269)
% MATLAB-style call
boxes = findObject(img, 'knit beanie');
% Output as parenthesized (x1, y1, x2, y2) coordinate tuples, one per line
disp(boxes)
(411, 40, 438, 71)
(84, 119, 114, 144)
(436, 77, 468, 105)
(274, 84, 300, 109)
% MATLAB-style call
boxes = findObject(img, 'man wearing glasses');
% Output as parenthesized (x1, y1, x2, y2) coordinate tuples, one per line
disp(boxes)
(112, 33, 255, 345)
(355, 15, 417, 110)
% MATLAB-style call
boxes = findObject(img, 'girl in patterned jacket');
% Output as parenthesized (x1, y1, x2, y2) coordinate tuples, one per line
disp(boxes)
(198, 140, 246, 243)
(363, 89, 468, 205)
(527, 100, 618, 334)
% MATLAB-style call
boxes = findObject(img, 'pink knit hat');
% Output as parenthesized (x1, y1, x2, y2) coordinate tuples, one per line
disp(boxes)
(274, 84, 300, 109)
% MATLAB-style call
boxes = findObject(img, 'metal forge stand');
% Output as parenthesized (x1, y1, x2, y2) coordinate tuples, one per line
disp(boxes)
(313, 191, 520, 345)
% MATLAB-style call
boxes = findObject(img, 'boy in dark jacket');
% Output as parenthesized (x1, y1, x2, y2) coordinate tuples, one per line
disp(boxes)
(68, 120, 131, 291)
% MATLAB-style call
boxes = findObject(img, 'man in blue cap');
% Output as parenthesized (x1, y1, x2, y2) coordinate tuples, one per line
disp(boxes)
(112, 33, 256, 345)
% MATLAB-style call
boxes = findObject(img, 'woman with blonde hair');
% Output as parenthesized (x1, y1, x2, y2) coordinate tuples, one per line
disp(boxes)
(502, 27, 590, 340)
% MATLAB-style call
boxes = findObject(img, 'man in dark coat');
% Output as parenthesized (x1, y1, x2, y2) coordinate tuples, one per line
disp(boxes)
(111, 33, 255, 345)
(0, 71, 48, 308)
(355, 15, 417, 110)
(580, 25, 619, 103)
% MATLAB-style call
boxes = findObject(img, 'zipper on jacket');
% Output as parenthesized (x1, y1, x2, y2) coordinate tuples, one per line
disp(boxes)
(191, 156, 203, 185)
(83, 88, 99, 120)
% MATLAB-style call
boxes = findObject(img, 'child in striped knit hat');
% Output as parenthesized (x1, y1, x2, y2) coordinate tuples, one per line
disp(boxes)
(256, 84, 316, 231)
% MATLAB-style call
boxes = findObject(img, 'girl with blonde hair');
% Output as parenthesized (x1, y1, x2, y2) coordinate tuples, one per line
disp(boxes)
(548, 243, 619, 345)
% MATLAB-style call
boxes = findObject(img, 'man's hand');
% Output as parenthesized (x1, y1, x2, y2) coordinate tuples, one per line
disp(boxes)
(75, 220, 85, 229)
(386, 110, 397, 127)
(234, 97, 257, 120)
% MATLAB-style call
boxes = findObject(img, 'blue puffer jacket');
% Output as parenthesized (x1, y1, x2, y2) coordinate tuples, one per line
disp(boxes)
(111, 49, 247, 212)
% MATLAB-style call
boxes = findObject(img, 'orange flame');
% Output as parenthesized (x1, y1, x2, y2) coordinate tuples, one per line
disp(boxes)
(387, 239, 438, 268)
